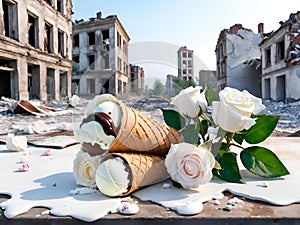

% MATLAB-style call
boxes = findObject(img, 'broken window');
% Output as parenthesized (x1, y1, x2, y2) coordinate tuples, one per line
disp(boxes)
(28, 13, 39, 48)
(182, 52, 187, 58)
(182, 60, 187, 68)
(88, 32, 95, 45)
(183, 69, 187, 74)
(45, 22, 54, 53)
(45, 0, 53, 6)
(2, 0, 18, 40)
(276, 39, 285, 62)
(72, 55, 79, 72)
(117, 57, 122, 71)
(123, 40, 127, 54)
(57, 0, 64, 14)
(104, 53, 109, 69)
(265, 48, 271, 68)
(46, 68, 55, 100)
(60, 71, 68, 97)
(188, 60, 192, 67)
(87, 79, 95, 94)
(188, 52, 192, 58)
(73, 55, 79, 63)
(58, 30, 65, 57)
(188, 69, 192, 74)
(28, 64, 40, 99)
(88, 54, 95, 70)
(73, 34, 79, 47)
(117, 32, 122, 48)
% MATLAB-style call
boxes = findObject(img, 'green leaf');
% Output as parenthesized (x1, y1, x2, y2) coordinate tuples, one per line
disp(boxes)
(233, 132, 246, 145)
(244, 115, 280, 144)
(240, 146, 290, 178)
(213, 149, 245, 184)
(204, 84, 218, 106)
(161, 109, 186, 130)
(181, 124, 200, 144)
(201, 119, 209, 135)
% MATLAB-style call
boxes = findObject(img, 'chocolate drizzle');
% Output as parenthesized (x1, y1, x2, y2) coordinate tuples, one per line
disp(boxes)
(81, 112, 117, 137)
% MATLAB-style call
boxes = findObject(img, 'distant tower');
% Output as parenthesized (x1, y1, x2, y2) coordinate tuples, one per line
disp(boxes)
(177, 46, 194, 81)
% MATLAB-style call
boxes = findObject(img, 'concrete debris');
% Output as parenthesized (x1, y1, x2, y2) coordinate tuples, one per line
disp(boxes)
(1, 97, 56, 116)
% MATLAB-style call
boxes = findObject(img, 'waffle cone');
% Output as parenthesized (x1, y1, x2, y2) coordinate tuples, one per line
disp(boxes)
(104, 152, 169, 196)
(83, 94, 183, 156)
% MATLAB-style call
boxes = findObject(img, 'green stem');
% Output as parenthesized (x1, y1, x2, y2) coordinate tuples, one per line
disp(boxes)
(198, 118, 206, 142)
(226, 132, 234, 151)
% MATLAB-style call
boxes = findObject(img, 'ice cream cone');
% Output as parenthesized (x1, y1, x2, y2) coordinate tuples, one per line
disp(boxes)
(83, 94, 183, 156)
(101, 152, 169, 196)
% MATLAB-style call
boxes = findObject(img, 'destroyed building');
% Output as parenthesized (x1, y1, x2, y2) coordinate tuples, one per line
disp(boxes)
(215, 24, 263, 96)
(72, 12, 130, 96)
(199, 70, 218, 93)
(260, 11, 300, 102)
(177, 46, 194, 81)
(0, 0, 72, 101)
(129, 64, 145, 95)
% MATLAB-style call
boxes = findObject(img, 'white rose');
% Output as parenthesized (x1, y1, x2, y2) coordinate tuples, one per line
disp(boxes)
(171, 86, 207, 118)
(212, 87, 266, 133)
(73, 149, 100, 187)
(165, 143, 215, 189)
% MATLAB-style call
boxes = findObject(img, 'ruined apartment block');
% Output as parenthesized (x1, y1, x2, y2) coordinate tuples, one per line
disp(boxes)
(215, 24, 263, 96)
(129, 64, 144, 95)
(177, 46, 194, 81)
(199, 70, 218, 94)
(0, 0, 72, 101)
(261, 11, 300, 102)
(72, 12, 130, 96)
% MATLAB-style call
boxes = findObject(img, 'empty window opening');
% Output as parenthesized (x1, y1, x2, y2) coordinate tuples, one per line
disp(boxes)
(46, 68, 55, 100)
(28, 13, 39, 48)
(72, 55, 80, 72)
(0, 59, 12, 98)
(28, 64, 40, 99)
(57, 0, 63, 13)
(276, 75, 286, 102)
(264, 78, 271, 100)
(73, 34, 79, 47)
(71, 79, 80, 94)
(188, 69, 192, 74)
(58, 30, 65, 56)
(104, 53, 109, 69)
(265, 48, 271, 68)
(60, 71, 68, 98)
(117, 32, 122, 48)
(45, 0, 53, 5)
(276, 40, 285, 62)
(87, 79, 95, 94)
(2, 0, 18, 40)
(45, 23, 54, 53)
(73, 55, 79, 63)
(88, 55, 95, 70)
(101, 79, 109, 94)
(88, 32, 95, 45)
(188, 52, 192, 58)
(182, 52, 187, 58)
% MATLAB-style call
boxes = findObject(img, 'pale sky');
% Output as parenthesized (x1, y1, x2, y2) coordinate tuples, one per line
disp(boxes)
(72, 0, 297, 85)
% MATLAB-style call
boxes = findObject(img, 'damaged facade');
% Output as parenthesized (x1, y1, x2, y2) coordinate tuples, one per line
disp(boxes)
(0, 0, 72, 101)
(177, 46, 194, 81)
(261, 11, 300, 102)
(198, 70, 218, 93)
(72, 12, 130, 96)
(215, 24, 263, 96)
(129, 64, 145, 95)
